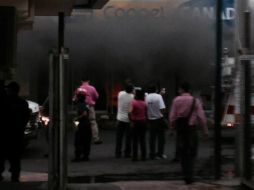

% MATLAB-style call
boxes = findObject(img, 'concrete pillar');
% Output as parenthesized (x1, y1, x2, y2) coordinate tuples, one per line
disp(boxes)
(0, 6, 17, 80)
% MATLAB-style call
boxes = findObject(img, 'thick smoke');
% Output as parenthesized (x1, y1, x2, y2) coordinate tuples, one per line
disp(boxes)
(16, 1, 219, 106)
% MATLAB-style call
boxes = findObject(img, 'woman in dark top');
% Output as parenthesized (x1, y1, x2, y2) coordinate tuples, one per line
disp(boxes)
(73, 93, 91, 162)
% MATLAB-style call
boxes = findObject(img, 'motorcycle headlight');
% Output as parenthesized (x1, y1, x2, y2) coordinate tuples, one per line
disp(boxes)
(74, 121, 79, 127)
(41, 116, 50, 126)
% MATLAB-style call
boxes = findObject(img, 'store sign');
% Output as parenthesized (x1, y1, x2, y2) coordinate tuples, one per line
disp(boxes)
(103, 5, 164, 18)
(179, 0, 235, 25)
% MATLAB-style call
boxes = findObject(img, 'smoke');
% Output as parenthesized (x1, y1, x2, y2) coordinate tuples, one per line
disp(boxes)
(16, 1, 222, 105)
(65, 7, 215, 92)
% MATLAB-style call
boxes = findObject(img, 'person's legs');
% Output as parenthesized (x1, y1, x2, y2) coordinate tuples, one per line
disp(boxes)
(82, 127, 92, 160)
(157, 120, 166, 157)
(139, 122, 147, 160)
(0, 154, 5, 181)
(89, 106, 102, 144)
(8, 151, 21, 182)
(124, 122, 132, 157)
(115, 121, 125, 158)
(149, 121, 156, 159)
(132, 126, 138, 161)
(186, 129, 199, 183)
(172, 131, 181, 162)
(179, 128, 194, 184)
(74, 130, 83, 161)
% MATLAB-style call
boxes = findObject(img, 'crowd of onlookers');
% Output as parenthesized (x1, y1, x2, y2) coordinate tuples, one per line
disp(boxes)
(72, 78, 209, 184)
(0, 77, 208, 184)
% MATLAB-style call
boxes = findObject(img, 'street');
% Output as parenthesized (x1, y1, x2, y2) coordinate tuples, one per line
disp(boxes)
(0, 123, 236, 183)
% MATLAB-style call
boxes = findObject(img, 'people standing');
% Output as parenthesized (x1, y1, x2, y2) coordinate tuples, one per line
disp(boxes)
(129, 89, 147, 161)
(169, 82, 208, 184)
(0, 81, 30, 182)
(74, 77, 102, 144)
(73, 92, 91, 162)
(115, 84, 134, 158)
(146, 84, 167, 160)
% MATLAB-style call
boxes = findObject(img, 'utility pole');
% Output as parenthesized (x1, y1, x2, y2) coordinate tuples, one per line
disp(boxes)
(48, 11, 67, 190)
(214, 0, 223, 180)
(58, 11, 68, 190)
(243, 10, 252, 180)
(0, 6, 16, 80)
(235, 0, 251, 180)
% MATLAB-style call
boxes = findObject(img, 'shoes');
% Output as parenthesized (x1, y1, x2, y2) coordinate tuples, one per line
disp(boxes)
(72, 156, 90, 162)
(132, 158, 138, 162)
(124, 154, 131, 158)
(81, 157, 90, 161)
(156, 154, 167, 160)
(185, 179, 194, 185)
(72, 157, 82, 162)
(149, 154, 155, 160)
(94, 139, 103, 145)
(149, 156, 155, 160)
(171, 158, 180, 162)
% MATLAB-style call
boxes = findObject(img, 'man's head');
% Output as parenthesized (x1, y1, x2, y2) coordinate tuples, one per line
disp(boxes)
(76, 93, 86, 103)
(147, 84, 157, 93)
(135, 89, 145, 101)
(125, 84, 134, 93)
(5, 81, 20, 96)
(81, 76, 90, 83)
(160, 88, 166, 96)
(178, 82, 191, 94)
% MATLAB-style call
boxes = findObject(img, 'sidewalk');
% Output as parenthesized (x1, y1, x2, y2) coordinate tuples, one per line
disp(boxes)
(0, 127, 240, 189)
(0, 169, 241, 190)
(0, 179, 240, 190)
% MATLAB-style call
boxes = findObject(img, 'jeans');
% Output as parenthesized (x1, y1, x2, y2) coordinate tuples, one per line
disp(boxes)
(115, 121, 132, 157)
(148, 118, 166, 158)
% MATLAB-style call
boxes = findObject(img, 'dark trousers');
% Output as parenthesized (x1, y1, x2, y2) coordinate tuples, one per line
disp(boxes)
(132, 121, 147, 160)
(174, 132, 181, 160)
(148, 118, 166, 158)
(74, 124, 92, 159)
(177, 126, 198, 182)
(115, 121, 131, 157)
(0, 144, 22, 179)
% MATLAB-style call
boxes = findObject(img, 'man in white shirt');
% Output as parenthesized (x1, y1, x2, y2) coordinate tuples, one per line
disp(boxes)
(115, 84, 134, 158)
(146, 84, 166, 160)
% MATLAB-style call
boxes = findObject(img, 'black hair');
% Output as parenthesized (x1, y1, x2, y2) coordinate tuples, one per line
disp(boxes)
(125, 84, 134, 93)
(147, 84, 157, 93)
(179, 82, 191, 92)
(6, 81, 20, 94)
(135, 89, 145, 101)
(81, 76, 90, 82)
(76, 93, 86, 102)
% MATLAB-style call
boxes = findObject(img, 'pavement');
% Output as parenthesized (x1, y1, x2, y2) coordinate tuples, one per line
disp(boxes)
(0, 122, 243, 190)
(0, 179, 241, 190)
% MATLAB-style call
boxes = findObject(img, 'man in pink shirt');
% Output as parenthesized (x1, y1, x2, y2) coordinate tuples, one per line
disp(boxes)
(74, 77, 102, 144)
(169, 82, 208, 184)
